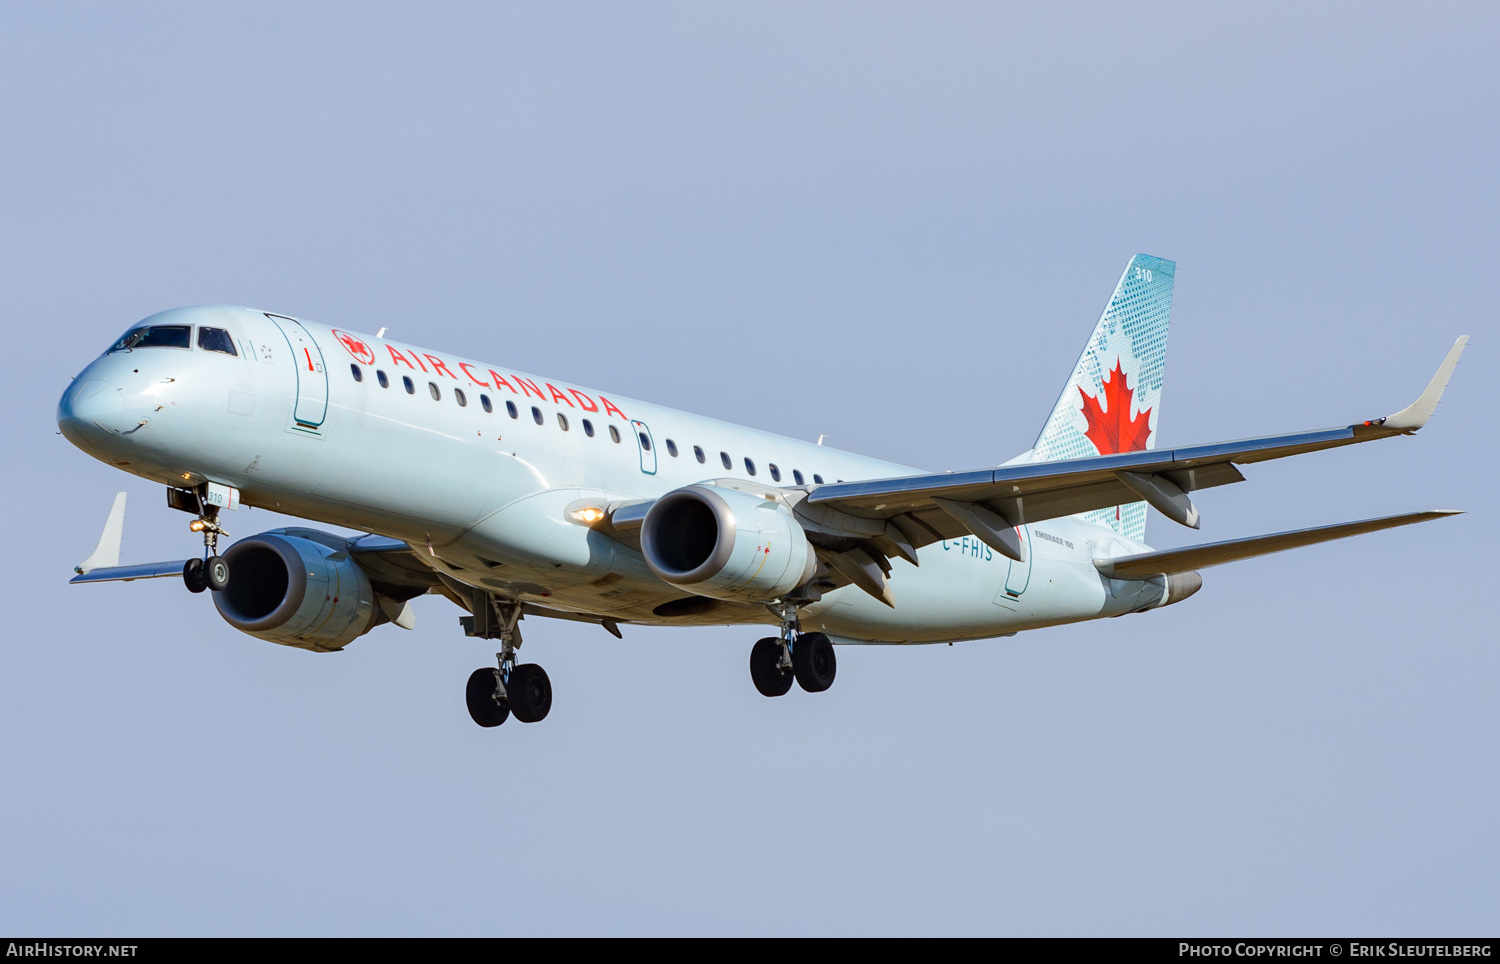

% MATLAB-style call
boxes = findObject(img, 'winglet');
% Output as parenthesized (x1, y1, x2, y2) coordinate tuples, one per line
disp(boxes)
(1381, 335, 1468, 431)
(76, 491, 127, 574)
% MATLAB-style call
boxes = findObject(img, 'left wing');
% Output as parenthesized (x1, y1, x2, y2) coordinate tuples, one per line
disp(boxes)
(800, 336, 1467, 562)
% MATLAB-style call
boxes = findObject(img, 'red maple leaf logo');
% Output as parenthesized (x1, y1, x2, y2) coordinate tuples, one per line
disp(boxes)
(332, 329, 375, 366)
(1077, 358, 1152, 455)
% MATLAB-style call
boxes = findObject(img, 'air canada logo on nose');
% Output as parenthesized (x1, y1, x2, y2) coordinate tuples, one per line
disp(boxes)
(333, 329, 376, 366)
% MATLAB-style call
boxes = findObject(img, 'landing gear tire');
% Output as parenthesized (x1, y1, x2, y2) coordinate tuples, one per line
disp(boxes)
(750, 637, 794, 697)
(182, 558, 208, 594)
(205, 555, 230, 592)
(466, 668, 510, 727)
(508, 663, 552, 723)
(792, 632, 837, 693)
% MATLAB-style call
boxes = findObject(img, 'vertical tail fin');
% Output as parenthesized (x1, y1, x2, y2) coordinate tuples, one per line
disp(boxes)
(1018, 254, 1176, 542)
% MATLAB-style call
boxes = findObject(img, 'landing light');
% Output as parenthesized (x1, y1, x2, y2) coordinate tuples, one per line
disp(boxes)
(570, 507, 606, 525)
(189, 519, 206, 532)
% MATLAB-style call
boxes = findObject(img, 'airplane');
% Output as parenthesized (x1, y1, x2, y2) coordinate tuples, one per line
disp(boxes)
(57, 254, 1466, 728)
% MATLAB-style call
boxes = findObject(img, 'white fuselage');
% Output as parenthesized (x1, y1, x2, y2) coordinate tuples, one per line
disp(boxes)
(59, 305, 1169, 645)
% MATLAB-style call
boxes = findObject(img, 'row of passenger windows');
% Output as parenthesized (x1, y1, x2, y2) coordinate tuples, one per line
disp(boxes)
(110, 324, 238, 356)
(350, 364, 827, 485)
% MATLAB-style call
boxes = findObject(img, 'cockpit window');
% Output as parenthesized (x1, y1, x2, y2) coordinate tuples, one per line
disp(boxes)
(109, 325, 192, 352)
(197, 327, 238, 356)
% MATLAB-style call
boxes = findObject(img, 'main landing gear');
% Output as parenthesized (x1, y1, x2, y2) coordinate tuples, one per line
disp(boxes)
(750, 603, 837, 697)
(464, 594, 552, 728)
(182, 503, 230, 594)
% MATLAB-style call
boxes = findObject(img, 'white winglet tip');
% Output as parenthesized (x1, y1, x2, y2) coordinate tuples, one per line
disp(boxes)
(1381, 335, 1468, 431)
(77, 491, 127, 574)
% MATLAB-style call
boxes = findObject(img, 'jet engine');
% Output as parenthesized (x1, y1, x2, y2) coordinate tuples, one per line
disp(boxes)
(640, 484, 816, 603)
(212, 530, 379, 652)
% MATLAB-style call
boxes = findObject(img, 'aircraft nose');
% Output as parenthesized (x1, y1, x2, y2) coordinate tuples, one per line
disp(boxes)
(58, 378, 123, 447)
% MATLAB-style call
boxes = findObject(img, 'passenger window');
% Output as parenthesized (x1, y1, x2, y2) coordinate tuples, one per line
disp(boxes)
(480, 394, 492, 413)
(429, 382, 441, 401)
(813, 474, 823, 484)
(531, 406, 543, 425)
(639, 433, 652, 451)
(694, 446, 705, 463)
(666, 439, 678, 457)
(403, 376, 415, 394)
(769, 464, 781, 482)
(198, 327, 238, 355)
(609, 425, 621, 443)
(582, 419, 595, 437)
(720, 451, 732, 470)
(350, 364, 363, 382)
(793, 469, 805, 485)
(110, 325, 192, 351)
(455, 388, 468, 407)
(506, 400, 519, 418)
(558, 413, 569, 431)
(377, 370, 389, 388)
(744, 458, 756, 476)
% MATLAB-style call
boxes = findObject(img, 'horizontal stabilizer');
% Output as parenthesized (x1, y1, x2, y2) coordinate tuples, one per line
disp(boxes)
(70, 560, 191, 584)
(1094, 510, 1460, 579)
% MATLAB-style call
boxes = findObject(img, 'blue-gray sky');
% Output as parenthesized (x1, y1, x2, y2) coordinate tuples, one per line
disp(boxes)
(1, 2, 1494, 935)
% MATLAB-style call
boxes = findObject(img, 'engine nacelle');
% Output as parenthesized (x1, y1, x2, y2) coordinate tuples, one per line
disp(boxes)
(640, 484, 816, 603)
(213, 530, 379, 652)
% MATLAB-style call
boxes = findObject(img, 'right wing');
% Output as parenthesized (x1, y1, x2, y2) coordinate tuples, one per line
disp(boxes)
(69, 491, 192, 583)
(70, 560, 193, 584)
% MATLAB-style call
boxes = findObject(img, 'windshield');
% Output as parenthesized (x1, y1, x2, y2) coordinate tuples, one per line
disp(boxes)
(109, 325, 192, 352)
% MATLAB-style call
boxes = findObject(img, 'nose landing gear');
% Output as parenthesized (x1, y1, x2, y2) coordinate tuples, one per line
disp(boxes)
(181, 503, 230, 594)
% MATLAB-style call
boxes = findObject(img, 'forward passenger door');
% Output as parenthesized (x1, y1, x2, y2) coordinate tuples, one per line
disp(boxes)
(265, 313, 329, 430)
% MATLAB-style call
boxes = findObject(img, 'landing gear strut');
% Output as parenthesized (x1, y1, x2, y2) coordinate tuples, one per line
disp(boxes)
(750, 601, 837, 696)
(464, 594, 551, 728)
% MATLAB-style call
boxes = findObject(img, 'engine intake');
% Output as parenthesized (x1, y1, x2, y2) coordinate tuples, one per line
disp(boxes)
(640, 484, 816, 603)
(213, 530, 379, 652)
